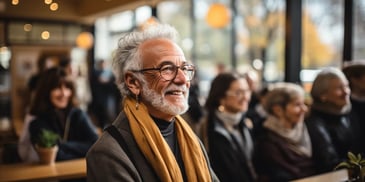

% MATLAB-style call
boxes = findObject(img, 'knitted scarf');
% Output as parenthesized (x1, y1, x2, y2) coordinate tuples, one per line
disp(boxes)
(263, 116, 312, 157)
(123, 97, 212, 182)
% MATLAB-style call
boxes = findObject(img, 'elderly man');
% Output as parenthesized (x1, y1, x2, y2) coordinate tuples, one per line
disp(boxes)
(342, 62, 365, 155)
(86, 24, 219, 182)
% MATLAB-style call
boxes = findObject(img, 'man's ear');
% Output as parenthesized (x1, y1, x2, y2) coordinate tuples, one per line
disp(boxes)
(125, 72, 141, 95)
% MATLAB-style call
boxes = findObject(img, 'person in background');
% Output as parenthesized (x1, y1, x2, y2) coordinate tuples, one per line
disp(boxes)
(215, 62, 227, 74)
(244, 70, 261, 110)
(27, 55, 58, 95)
(342, 62, 365, 155)
(246, 84, 270, 138)
(202, 72, 256, 182)
(254, 82, 316, 181)
(18, 55, 61, 163)
(90, 59, 120, 129)
(306, 67, 355, 174)
(28, 67, 98, 166)
(86, 24, 218, 182)
(59, 56, 73, 76)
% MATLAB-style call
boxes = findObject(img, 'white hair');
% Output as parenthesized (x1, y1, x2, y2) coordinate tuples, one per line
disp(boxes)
(112, 24, 179, 96)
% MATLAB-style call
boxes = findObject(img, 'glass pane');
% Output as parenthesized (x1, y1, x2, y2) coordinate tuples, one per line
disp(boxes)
(108, 11, 134, 32)
(236, 0, 286, 82)
(302, 0, 343, 69)
(302, 0, 344, 93)
(8, 22, 29, 44)
(30, 23, 63, 44)
(64, 25, 82, 45)
(157, 1, 192, 60)
(353, 1, 365, 60)
(193, 0, 231, 98)
(0, 46, 11, 119)
(8, 21, 83, 46)
(136, 6, 152, 26)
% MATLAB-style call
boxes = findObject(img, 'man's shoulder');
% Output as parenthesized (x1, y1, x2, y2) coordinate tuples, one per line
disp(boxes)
(88, 113, 132, 152)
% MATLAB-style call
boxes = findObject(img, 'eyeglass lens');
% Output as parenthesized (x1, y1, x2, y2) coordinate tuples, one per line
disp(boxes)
(226, 90, 249, 98)
(160, 64, 195, 81)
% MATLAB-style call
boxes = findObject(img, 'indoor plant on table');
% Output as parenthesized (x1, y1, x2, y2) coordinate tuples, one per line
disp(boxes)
(34, 129, 60, 165)
(335, 152, 365, 182)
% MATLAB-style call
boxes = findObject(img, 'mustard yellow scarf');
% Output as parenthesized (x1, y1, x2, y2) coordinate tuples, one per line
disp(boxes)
(123, 97, 212, 182)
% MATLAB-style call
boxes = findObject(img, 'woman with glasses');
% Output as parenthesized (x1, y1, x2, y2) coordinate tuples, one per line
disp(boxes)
(87, 24, 218, 182)
(201, 72, 256, 182)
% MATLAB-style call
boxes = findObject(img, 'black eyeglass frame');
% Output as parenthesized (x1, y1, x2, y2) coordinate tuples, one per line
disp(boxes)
(131, 62, 196, 81)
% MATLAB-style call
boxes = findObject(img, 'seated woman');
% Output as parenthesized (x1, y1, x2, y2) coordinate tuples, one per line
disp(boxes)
(306, 67, 356, 173)
(28, 67, 98, 162)
(254, 82, 316, 181)
(202, 72, 256, 182)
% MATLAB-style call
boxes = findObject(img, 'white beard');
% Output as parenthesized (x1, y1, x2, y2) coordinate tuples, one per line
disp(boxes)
(141, 84, 189, 116)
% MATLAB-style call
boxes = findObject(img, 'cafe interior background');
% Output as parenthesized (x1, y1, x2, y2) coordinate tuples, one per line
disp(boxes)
(1, 0, 365, 163)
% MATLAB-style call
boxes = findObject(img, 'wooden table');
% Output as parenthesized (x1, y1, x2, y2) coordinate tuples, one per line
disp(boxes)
(0, 158, 86, 182)
(291, 169, 348, 182)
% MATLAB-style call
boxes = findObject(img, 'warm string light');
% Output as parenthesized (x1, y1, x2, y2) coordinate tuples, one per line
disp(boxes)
(11, 0, 19, 5)
(12, 0, 58, 10)
(44, 0, 58, 11)
(23, 24, 32, 32)
(50, 2, 58, 11)
(205, 3, 231, 28)
(41, 31, 50, 40)
(44, 0, 52, 5)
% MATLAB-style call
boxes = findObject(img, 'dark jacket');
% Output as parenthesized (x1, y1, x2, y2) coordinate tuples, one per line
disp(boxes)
(254, 128, 316, 181)
(349, 97, 365, 155)
(205, 113, 256, 182)
(86, 111, 219, 182)
(29, 108, 98, 161)
(305, 108, 356, 173)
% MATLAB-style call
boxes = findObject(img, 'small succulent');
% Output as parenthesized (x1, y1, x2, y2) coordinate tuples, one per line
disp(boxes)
(36, 129, 60, 148)
(335, 152, 365, 182)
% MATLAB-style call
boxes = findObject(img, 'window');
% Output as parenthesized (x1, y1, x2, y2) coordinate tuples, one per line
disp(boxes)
(302, 0, 344, 69)
(353, 1, 365, 60)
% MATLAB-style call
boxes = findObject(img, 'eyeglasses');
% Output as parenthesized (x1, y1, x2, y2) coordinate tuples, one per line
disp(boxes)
(226, 89, 251, 98)
(132, 63, 195, 81)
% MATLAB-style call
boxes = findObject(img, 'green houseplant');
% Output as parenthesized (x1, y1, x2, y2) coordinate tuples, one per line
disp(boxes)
(335, 152, 365, 182)
(36, 129, 60, 148)
(35, 129, 60, 165)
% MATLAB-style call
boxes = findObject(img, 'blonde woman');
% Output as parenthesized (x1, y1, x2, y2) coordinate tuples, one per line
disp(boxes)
(254, 82, 316, 181)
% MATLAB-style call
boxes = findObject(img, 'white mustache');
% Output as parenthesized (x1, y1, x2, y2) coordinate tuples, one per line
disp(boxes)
(164, 85, 188, 93)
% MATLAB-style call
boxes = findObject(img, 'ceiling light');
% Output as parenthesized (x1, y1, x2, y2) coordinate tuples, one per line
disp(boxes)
(44, 0, 52, 5)
(41, 31, 50, 40)
(76, 32, 94, 49)
(50, 2, 58, 11)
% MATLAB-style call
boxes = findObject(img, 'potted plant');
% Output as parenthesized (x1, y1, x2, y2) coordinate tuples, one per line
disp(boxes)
(335, 151, 365, 182)
(34, 129, 60, 165)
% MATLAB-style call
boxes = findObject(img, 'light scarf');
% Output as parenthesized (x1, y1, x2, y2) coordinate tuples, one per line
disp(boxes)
(263, 116, 312, 157)
(123, 97, 212, 182)
(215, 110, 242, 132)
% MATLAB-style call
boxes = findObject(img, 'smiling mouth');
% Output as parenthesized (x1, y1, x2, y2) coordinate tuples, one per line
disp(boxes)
(165, 90, 185, 95)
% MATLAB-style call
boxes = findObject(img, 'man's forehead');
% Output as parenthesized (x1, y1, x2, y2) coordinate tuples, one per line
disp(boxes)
(141, 39, 185, 66)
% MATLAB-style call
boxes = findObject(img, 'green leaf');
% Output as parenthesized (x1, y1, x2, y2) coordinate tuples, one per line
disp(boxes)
(37, 129, 60, 148)
(335, 162, 351, 170)
(334, 152, 365, 172)
(348, 152, 357, 162)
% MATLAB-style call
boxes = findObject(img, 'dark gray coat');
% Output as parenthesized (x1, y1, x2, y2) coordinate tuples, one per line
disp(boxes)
(86, 111, 219, 182)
